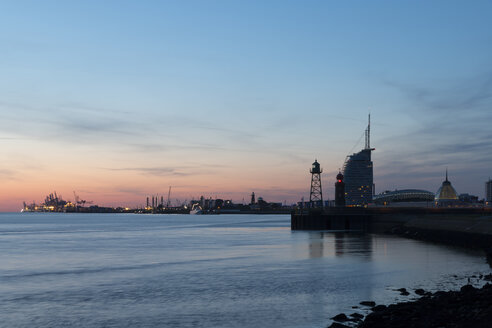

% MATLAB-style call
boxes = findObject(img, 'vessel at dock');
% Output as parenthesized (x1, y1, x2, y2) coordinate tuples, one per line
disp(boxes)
(189, 203, 203, 215)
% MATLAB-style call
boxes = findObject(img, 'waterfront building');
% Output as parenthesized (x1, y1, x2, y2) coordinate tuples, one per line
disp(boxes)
(435, 169, 459, 206)
(458, 193, 479, 204)
(343, 115, 375, 206)
(486, 179, 492, 204)
(374, 189, 434, 206)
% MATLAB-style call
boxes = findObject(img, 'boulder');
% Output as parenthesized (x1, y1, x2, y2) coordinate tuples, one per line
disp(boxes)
(330, 313, 350, 322)
(350, 312, 364, 319)
(372, 305, 387, 312)
(328, 322, 350, 328)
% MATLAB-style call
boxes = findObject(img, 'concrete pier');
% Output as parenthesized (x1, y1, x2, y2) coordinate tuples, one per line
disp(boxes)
(291, 207, 492, 248)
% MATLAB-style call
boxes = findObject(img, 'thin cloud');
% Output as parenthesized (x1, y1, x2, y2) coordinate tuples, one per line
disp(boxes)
(0, 100, 147, 143)
(0, 169, 19, 180)
(115, 187, 149, 196)
(106, 167, 190, 177)
(382, 71, 492, 113)
(375, 72, 492, 196)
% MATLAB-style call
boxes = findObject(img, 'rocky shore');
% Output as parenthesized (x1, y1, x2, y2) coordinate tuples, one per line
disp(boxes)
(326, 213, 492, 328)
(328, 275, 492, 328)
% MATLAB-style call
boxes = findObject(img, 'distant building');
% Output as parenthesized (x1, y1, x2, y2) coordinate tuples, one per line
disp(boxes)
(435, 169, 459, 206)
(374, 189, 434, 206)
(343, 115, 374, 206)
(459, 193, 479, 204)
(486, 179, 492, 204)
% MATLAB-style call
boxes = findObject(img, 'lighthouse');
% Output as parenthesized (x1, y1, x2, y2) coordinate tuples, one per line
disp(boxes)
(335, 171, 345, 207)
(309, 160, 323, 208)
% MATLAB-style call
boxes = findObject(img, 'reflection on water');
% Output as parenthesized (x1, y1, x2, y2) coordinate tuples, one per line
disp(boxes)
(307, 232, 373, 259)
(0, 213, 489, 328)
(308, 232, 324, 258)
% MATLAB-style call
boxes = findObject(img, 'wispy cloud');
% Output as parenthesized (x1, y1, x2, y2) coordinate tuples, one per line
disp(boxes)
(0, 169, 18, 181)
(105, 167, 190, 177)
(375, 71, 492, 195)
(382, 71, 492, 113)
(0, 100, 153, 144)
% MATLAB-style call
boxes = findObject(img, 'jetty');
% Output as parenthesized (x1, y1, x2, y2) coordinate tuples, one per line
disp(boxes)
(291, 207, 492, 248)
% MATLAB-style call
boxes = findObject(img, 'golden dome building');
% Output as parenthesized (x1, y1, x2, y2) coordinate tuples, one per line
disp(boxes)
(435, 169, 459, 206)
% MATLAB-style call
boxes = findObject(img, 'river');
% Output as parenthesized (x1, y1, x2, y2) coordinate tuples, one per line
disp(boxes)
(0, 213, 488, 327)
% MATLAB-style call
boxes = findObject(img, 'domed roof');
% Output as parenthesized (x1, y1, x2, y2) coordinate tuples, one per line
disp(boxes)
(336, 171, 344, 181)
(435, 170, 458, 201)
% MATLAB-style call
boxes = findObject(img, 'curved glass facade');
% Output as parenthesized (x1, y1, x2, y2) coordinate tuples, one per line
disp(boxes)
(435, 180, 458, 200)
(343, 149, 373, 206)
(374, 189, 435, 204)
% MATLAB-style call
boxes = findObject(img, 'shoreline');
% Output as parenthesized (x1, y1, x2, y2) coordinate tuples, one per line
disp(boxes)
(328, 278, 492, 328)
(358, 282, 492, 328)
(328, 227, 492, 328)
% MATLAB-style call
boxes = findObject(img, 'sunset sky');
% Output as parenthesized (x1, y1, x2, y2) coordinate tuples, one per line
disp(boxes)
(1, 0, 492, 211)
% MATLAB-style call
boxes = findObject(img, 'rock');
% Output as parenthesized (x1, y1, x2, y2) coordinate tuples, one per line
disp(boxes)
(395, 287, 410, 295)
(460, 284, 476, 293)
(350, 312, 364, 319)
(360, 301, 376, 307)
(415, 288, 426, 296)
(372, 304, 387, 312)
(328, 322, 350, 328)
(330, 313, 349, 322)
(356, 283, 492, 328)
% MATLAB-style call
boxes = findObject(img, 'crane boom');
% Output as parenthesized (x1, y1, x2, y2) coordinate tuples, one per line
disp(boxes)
(166, 186, 172, 208)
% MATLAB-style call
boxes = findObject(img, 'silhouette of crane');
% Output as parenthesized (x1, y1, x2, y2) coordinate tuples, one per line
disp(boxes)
(73, 191, 93, 207)
(166, 186, 172, 208)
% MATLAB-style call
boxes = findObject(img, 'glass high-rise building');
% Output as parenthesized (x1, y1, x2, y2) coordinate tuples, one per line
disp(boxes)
(486, 179, 492, 203)
(343, 115, 374, 206)
(343, 148, 374, 206)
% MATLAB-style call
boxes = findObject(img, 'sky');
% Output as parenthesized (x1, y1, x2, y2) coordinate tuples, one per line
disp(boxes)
(1, 0, 491, 211)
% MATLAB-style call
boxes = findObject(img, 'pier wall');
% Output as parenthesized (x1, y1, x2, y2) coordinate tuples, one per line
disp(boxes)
(291, 207, 492, 248)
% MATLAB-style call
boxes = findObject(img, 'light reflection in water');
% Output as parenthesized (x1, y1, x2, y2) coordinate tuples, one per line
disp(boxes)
(306, 232, 373, 259)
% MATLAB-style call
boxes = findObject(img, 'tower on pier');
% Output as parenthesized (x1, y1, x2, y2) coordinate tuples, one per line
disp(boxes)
(309, 160, 323, 208)
(335, 171, 345, 207)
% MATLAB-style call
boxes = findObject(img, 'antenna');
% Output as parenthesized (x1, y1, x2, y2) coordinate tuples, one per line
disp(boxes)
(365, 113, 371, 149)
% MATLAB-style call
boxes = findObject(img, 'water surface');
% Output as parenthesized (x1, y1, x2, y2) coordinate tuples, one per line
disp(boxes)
(0, 213, 488, 327)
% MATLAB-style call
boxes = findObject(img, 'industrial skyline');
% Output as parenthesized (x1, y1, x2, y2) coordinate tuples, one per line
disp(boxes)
(1, 1, 492, 211)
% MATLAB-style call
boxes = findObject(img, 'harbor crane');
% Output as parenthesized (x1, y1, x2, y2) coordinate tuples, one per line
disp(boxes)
(166, 186, 172, 208)
(73, 191, 93, 207)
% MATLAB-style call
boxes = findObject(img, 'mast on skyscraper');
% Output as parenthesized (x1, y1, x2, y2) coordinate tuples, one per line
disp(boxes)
(365, 114, 375, 151)
(365, 113, 371, 150)
(343, 113, 375, 206)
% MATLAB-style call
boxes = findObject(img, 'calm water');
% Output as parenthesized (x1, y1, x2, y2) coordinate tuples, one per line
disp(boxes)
(0, 213, 489, 328)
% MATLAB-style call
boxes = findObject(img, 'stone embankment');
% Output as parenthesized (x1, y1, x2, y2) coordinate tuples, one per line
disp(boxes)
(386, 213, 492, 251)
